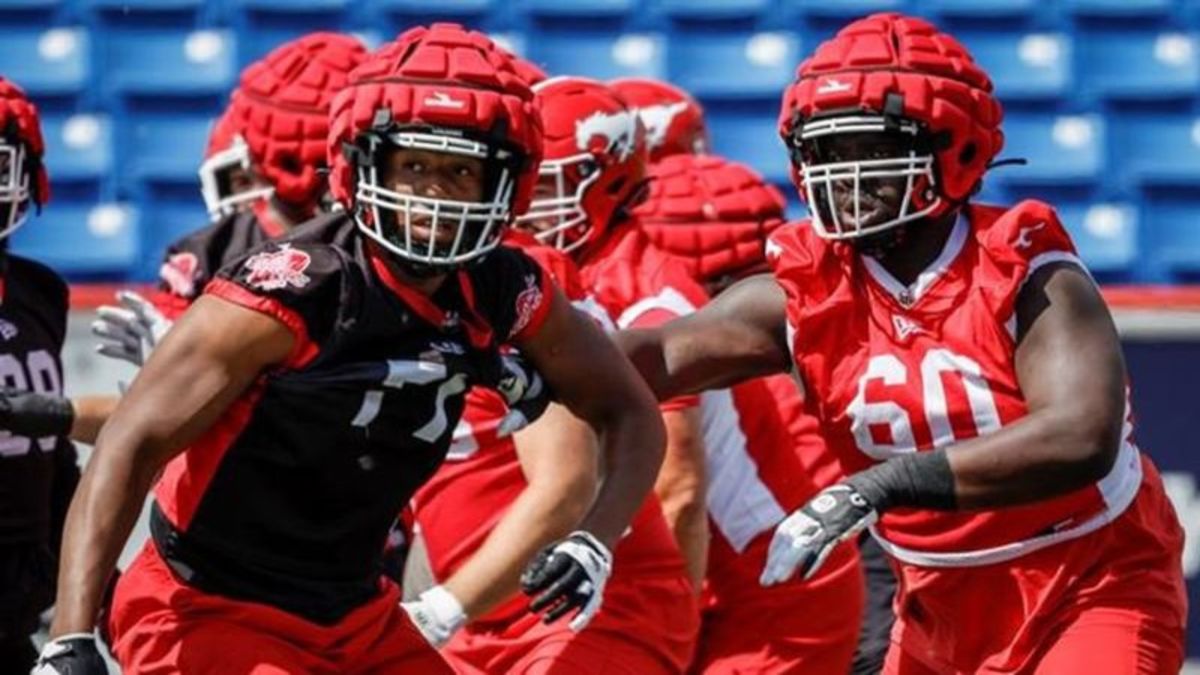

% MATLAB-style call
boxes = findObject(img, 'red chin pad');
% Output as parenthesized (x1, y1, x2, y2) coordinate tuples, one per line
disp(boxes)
(635, 154, 786, 282)
(0, 77, 49, 207)
(327, 23, 542, 214)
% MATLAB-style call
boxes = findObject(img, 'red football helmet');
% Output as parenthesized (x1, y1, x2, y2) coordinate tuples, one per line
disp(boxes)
(0, 77, 48, 240)
(328, 23, 543, 268)
(636, 154, 785, 284)
(199, 32, 367, 222)
(610, 77, 708, 162)
(778, 13, 1003, 241)
(517, 76, 648, 255)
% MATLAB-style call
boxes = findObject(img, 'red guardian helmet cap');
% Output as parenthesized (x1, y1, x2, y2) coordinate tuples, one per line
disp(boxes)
(199, 32, 368, 222)
(0, 77, 47, 240)
(328, 23, 543, 268)
(610, 77, 709, 162)
(635, 154, 786, 282)
(518, 76, 648, 255)
(778, 13, 1003, 241)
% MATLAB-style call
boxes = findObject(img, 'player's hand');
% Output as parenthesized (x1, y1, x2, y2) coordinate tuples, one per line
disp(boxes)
(495, 351, 552, 437)
(761, 484, 878, 586)
(0, 387, 74, 437)
(92, 291, 172, 367)
(400, 585, 466, 649)
(521, 531, 612, 632)
(31, 633, 108, 674)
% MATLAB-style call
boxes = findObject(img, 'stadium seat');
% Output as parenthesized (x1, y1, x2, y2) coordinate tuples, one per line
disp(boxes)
(0, 27, 89, 97)
(370, 0, 494, 14)
(708, 112, 790, 184)
(669, 31, 800, 100)
(103, 29, 236, 98)
(1055, 202, 1139, 279)
(1145, 199, 1200, 279)
(996, 114, 1106, 185)
(1119, 115, 1200, 184)
(232, 0, 349, 10)
(138, 198, 209, 279)
(923, 0, 1038, 18)
(122, 114, 213, 186)
(785, 0, 909, 19)
(85, 0, 204, 9)
(10, 201, 140, 277)
(1066, 0, 1173, 17)
(660, 0, 770, 21)
(959, 32, 1071, 102)
(525, 0, 635, 18)
(0, 0, 61, 11)
(529, 33, 665, 81)
(41, 113, 113, 184)
(1078, 31, 1200, 101)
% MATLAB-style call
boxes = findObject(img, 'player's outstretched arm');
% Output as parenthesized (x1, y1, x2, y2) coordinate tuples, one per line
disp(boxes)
(405, 404, 600, 646)
(47, 296, 294, 641)
(761, 262, 1128, 585)
(616, 274, 792, 401)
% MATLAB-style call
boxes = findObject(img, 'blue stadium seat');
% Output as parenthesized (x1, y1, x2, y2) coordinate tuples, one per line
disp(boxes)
(960, 32, 1071, 102)
(708, 112, 790, 184)
(785, 0, 908, 19)
(669, 31, 800, 100)
(1145, 199, 1200, 279)
(784, 198, 807, 223)
(660, 0, 770, 20)
(85, 0, 204, 9)
(1066, 0, 1173, 16)
(10, 202, 140, 276)
(997, 114, 1106, 185)
(0, 27, 89, 97)
(233, 0, 349, 10)
(923, 0, 1038, 18)
(123, 114, 213, 186)
(1120, 115, 1200, 184)
(0, 0, 61, 10)
(139, 198, 209, 278)
(525, 0, 635, 17)
(1079, 31, 1200, 101)
(41, 113, 113, 184)
(1055, 202, 1139, 279)
(103, 29, 236, 98)
(529, 33, 665, 81)
(371, 0, 494, 14)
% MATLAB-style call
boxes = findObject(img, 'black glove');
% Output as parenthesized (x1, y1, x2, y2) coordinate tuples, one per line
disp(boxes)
(495, 352, 552, 437)
(760, 484, 878, 585)
(521, 531, 612, 632)
(32, 633, 108, 675)
(0, 387, 74, 438)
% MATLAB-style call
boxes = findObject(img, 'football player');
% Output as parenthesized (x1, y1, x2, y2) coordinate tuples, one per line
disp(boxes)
(618, 13, 1187, 675)
(35, 25, 666, 674)
(636, 153, 863, 674)
(0, 77, 81, 675)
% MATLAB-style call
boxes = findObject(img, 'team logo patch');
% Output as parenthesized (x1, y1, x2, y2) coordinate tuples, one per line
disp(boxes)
(0, 318, 18, 341)
(510, 274, 544, 338)
(1014, 222, 1045, 249)
(244, 245, 312, 291)
(160, 252, 200, 298)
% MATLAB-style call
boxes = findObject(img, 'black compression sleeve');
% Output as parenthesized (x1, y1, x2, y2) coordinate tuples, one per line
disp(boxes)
(845, 449, 958, 512)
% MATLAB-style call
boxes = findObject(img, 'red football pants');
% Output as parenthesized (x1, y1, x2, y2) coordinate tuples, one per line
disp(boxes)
(884, 463, 1187, 675)
(108, 543, 451, 674)
(690, 542, 863, 675)
(443, 575, 699, 675)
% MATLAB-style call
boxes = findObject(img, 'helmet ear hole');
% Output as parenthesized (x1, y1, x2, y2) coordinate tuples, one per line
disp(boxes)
(958, 142, 977, 167)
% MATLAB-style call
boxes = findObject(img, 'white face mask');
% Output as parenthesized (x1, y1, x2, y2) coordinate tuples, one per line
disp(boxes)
(0, 143, 32, 240)
(197, 135, 274, 222)
(796, 115, 942, 241)
(516, 152, 599, 254)
(354, 131, 516, 268)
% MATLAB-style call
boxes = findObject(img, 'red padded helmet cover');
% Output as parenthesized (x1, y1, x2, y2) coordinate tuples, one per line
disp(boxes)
(610, 77, 708, 162)
(636, 154, 785, 282)
(225, 32, 367, 207)
(0, 77, 48, 206)
(327, 23, 543, 212)
(204, 105, 237, 159)
(778, 13, 1004, 203)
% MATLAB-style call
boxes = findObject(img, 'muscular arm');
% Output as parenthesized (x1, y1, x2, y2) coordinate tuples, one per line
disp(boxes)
(49, 296, 294, 637)
(655, 408, 709, 588)
(518, 288, 665, 550)
(442, 404, 599, 619)
(944, 263, 1126, 509)
(617, 275, 792, 401)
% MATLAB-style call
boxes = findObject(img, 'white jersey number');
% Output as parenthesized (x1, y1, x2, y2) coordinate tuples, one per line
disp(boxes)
(352, 359, 468, 443)
(847, 349, 1002, 460)
(0, 350, 64, 458)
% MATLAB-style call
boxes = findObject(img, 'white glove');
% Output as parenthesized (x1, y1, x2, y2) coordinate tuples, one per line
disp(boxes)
(521, 531, 612, 632)
(401, 584, 466, 648)
(761, 484, 878, 586)
(32, 632, 108, 674)
(91, 290, 172, 367)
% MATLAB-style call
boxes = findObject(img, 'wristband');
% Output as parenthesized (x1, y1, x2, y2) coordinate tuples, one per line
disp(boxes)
(845, 449, 957, 512)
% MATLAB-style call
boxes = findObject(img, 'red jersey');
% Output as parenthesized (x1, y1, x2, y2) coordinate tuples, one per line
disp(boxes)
(760, 372, 843, 489)
(768, 200, 1146, 567)
(413, 234, 686, 624)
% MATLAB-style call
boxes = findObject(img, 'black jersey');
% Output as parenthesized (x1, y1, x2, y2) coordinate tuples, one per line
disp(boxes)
(157, 211, 274, 316)
(0, 255, 75, 546)
(150, 214, 554, 624)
